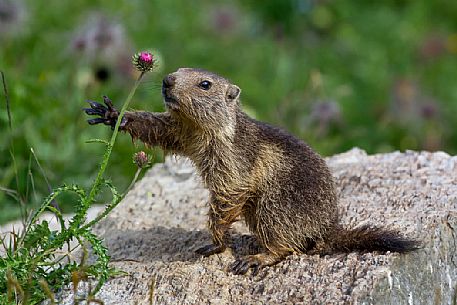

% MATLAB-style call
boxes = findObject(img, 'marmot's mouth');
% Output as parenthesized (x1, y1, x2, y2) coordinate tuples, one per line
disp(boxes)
(162, 87, 179, 109)
(163, 95, 179, 110)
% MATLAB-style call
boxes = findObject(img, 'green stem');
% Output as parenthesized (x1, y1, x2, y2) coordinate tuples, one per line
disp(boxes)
(72, 72, 145, 228)
(124, 167, 142, 195)
(2, 71, 23, 209)
(82, 166, 142, 230)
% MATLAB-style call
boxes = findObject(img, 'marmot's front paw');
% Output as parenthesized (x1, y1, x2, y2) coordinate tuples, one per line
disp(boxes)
(84, 96, 125, 129)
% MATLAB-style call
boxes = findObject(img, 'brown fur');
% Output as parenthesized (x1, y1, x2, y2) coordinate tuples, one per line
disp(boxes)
(91, 68, 419, 274)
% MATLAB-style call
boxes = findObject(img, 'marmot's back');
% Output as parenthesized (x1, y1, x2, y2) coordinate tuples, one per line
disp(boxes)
(232, 112, 339, 253)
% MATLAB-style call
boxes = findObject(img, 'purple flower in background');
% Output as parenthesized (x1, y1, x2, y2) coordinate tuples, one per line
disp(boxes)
(0, 0, 26, 38)
(70, 13, 135, 84)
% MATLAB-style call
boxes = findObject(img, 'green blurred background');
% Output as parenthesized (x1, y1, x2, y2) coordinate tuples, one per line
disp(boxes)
(1, 0, 457, 223)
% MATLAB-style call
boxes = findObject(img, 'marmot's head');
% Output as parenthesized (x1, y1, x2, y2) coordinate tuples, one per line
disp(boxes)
(161, 68, 241, 131)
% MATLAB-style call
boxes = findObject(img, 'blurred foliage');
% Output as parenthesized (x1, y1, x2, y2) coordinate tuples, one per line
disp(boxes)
(1, 0, 457, 223)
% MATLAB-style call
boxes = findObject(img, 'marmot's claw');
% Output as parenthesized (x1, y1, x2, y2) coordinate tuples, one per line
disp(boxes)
(229, 256, 261, 275)
(195, 244, 226, 257)
(103, 95, 114, 110)
(251, 264, 260, 276)
(83, 108, 104, 116)
(87, 118, 107, 125)
(86, 100, 107, 111)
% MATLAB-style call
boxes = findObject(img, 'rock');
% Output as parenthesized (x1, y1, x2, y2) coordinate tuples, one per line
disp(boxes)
(58, 149, 456, 304)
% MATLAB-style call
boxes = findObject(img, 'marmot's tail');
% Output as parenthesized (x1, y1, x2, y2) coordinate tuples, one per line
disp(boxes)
(328, 225, 420, 253)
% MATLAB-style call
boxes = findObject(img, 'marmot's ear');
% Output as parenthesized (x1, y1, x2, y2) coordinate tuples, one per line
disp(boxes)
(226, 84, 241, 102)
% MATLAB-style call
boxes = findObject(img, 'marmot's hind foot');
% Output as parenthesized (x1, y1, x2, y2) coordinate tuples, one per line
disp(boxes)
(229, 255, 261, 275)
(229, 252, 284, 275)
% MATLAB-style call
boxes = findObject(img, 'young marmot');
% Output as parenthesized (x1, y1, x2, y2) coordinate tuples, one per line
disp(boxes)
(84, 68, 419, 275)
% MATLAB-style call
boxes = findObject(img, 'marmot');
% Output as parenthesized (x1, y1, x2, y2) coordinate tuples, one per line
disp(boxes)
(84, 68, 419, 275)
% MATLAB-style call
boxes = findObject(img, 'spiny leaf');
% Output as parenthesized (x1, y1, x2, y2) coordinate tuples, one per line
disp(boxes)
(23, 220, 52, 249)
(27, 184, 86, 234)
(85, 138, 110, 145)
(83, 179, 122, 229)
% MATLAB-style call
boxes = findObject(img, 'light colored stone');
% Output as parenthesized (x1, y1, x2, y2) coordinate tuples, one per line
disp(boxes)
(52, 150, 457, 304)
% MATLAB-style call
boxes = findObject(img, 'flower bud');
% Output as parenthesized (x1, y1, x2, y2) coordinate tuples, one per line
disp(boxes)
(133, 151, 151, 168)
(132, 51, 155, 73)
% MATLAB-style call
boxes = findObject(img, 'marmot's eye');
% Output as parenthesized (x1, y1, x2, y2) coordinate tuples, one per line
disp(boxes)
(198, 80, 212, 90)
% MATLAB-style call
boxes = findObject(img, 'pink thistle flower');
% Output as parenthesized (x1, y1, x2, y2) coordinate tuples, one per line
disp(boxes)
(132, 51, 155, 73)
(140, 52, 153, 63)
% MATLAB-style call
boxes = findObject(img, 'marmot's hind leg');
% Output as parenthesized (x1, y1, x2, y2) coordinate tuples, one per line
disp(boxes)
(195, 208, 228, 256)
(229, 250, 288, 275)
(196, 199, 243, 257)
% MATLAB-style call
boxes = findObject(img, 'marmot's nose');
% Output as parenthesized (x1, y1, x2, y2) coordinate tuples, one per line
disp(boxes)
(163, 74, 176, 88)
